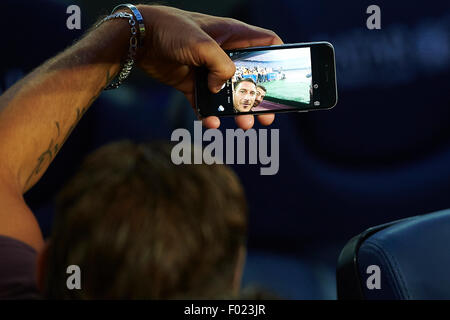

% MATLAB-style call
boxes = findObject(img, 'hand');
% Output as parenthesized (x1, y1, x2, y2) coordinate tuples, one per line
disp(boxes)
(135, 5, 283, 130)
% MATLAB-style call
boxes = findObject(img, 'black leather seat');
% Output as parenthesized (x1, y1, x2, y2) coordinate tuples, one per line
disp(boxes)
(337, 208, 450, 299)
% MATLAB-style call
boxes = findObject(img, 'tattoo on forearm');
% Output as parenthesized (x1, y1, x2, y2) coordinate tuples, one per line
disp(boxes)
(24, 70, 112, 190)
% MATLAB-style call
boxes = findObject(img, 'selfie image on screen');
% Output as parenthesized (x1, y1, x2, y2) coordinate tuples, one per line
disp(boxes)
(229, 47, 312, 113)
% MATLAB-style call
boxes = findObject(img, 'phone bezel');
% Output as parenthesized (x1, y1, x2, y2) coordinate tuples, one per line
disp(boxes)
(195, 41, 338, 118)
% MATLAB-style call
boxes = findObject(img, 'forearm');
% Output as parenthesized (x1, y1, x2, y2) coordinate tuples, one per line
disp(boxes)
(0, 19, 129, 194)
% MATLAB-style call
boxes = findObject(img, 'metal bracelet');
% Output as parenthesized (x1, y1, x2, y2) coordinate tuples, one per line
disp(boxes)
(96, 4, 146, 90)
(111, 4, 146, 47)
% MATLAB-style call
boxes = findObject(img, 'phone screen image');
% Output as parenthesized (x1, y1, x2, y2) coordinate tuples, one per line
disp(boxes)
(195, 42, 337, 117)
(231, 47, 312, 113)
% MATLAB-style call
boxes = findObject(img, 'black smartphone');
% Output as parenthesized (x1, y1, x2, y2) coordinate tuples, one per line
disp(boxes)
(195, 42, 337, 117)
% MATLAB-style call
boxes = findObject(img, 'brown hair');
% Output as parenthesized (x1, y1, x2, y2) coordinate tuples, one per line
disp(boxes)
(44, 140, 247, 299)
(234, 78, 257, 91)
(256, 85, 267, 93)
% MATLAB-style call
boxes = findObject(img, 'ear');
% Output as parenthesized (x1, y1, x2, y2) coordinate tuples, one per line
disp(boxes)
(36, 240, 51, 293)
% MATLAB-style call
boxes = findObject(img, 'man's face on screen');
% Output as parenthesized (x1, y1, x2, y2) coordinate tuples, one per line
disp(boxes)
(233, 81, 256, 112)
(254, 87, 266, 107)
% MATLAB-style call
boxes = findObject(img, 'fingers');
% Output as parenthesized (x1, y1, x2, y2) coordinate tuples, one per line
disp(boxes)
(202, 115, 258, 130)
(257, 113, 275, 126)
(205, 43, 235, 93)
(234, 114, 275, 130)
(223, 26, 283, 50)
(195, 40, 236, 93)
(202, 116, 221, 129)
(235, 115, 254, 130)
(200, 114, 275, 130)
(202, 18, 284, 50)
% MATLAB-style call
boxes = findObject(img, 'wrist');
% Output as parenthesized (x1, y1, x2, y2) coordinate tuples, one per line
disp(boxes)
(134, 4, 159, 64)
(95, 4, 148, 89)
(92, 17, 130, 77)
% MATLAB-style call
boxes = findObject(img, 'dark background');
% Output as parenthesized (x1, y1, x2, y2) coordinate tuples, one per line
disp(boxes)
(1, 0, 449, 299)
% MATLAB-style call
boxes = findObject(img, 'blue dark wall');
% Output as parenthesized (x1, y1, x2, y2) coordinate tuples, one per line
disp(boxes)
(1, 0, 449, 299)
(230, 0, 450, 243)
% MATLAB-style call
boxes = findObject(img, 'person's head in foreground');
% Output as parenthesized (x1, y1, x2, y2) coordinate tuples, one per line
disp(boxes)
(41, 140, 248, 299)
(254, 85, 267, 108)
(233, 78, 257, 112)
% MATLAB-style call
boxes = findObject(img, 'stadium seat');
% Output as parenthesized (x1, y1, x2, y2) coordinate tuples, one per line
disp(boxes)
(336, 208, 450, 299)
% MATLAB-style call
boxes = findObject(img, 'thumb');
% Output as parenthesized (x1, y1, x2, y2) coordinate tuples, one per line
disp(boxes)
(199, 41, 236, 93)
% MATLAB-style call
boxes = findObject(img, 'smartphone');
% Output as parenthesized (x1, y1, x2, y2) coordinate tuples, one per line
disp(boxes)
(195, 42, 337, 117)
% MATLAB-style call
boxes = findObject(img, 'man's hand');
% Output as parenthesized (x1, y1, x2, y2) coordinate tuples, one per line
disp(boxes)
(136, 5, 284, 130)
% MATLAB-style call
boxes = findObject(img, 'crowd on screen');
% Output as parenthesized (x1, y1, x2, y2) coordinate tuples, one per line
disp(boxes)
(232, 65, 286, 84)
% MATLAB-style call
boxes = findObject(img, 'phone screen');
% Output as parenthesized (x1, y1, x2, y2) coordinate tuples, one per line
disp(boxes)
(195, 42, 337, 117)
(231, 47, 312, 113)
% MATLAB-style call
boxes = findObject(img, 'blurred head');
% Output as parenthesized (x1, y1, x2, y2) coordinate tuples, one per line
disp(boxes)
(254, 85, 266, 107)
(42, 140, 247, 299)
(233, 78, 256, 112)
